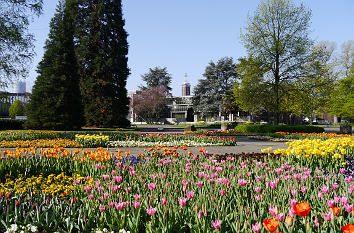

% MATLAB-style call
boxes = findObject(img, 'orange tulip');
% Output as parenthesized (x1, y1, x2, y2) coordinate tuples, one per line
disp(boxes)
(341, 224, 354, 233)
(330, 207, 341, 216)
(285, 216, 293, 226)
(293, 202, 311, 216)
(263, 218, 279, 232)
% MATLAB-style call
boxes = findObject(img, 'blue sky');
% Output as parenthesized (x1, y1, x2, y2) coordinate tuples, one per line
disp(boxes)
(24, 0, 354, 96)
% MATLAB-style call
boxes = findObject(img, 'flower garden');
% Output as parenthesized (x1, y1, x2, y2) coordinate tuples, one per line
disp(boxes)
(0, 130, 353, 232)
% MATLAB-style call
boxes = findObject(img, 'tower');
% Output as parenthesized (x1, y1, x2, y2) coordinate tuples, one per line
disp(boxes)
(181, 73, 191, 96)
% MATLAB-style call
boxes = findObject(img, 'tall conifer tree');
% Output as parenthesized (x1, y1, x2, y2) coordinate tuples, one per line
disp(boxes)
(75, 0, 130, 127)
(25, 0, 84, 130)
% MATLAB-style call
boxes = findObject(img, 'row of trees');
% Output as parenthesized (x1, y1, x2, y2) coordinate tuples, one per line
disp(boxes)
(193, 0, 353, 124)
(24, 0, 130, 129)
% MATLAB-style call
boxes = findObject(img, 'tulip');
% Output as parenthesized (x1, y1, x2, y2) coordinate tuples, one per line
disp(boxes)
(146, 207, 156, 216)
(330, 207, 341, 216)
(252, 223, 260, 233)
(323, 212, 332, 221)
(341, 224, 354, 233)
(134, 201, 140, 209)
(263, 218, 279, 232)
(293, 202, 311, 216)
(211, 220, 221, 229)
(285, 216, 293, 226)
(99, 205, 105, 211)
(179, 197, 187, 207)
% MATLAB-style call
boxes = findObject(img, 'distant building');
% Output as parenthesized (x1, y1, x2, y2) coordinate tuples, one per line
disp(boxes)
(0, 81, 31, 116)
(129, 74, 195, 124)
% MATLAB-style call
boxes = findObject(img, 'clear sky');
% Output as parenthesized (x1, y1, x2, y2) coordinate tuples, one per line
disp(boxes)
(24, 0, 354, 96)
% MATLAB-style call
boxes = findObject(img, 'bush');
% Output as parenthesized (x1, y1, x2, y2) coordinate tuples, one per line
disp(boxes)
(234, 124, 324, 133)
(9, 100, 26, 117)
(0, 119, 25, 130)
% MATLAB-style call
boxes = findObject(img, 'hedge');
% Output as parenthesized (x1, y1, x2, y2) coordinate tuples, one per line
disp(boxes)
(0, 119, 25, 130)
(234, 124, 324, 133)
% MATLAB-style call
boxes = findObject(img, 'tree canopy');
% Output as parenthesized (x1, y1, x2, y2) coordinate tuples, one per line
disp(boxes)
(193, 57, 237, 118)
(0, 0, 42, 86)
(74, 0, 130, 127)
(132, 86, 168, 123)
(140, 67, 172, 94)
(25, 0, 84, 130)
(240, 0, 313, 124)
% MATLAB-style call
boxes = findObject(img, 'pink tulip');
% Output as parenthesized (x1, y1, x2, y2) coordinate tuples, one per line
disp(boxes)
(238, 179, 247, 186)
(115, 202, 124, 210)
(198, 210, 203, 218)
(341, 196, 348, 206)
(161, 197, 167, 206)
(334, 196, 340, 203)
(88, 194, 94, 200)
(220, 189, 226, 196)
(148, 183, 156, 191)
(196, 181, 203, 187)
(255, 195, 261, 201)
(323, 212, 332, 221)
(314, 218, 319, 227)
(95, 164, 100, 169)
(291, 189, 297, 197)
(186, 191, 195, 199)
(345, 176, 352, 183)
(252, 223, 260, 232)
(344, 204, 353, 212)
(179, 197, 187, 207)
(327, 199, 335, 207)
(269, 206, 276, 217)
(85, 186, 91, 192)
(320, 186, 329, 194)
(301, 186, 307, 193)
(332, 183, 339, 191)
(99, 205, 105, 211)
(146, 206, 157, 216)
(211, 220, 221, 229)
(254, 187, 261, 193)
(134, 201, 140, 209)
(129, 170, 136, 176)
(278, 213, 284, 221)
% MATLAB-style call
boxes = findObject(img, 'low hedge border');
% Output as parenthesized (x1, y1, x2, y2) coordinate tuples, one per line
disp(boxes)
(0, 119, 25, 130)
(234, 124, 324, 133)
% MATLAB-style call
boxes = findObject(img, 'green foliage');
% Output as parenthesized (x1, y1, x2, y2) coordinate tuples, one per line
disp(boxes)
(0, 0, 43, 84)
(240, 0, 313, 124)
(234, 124, 324, 133)
(193, 57, 237, 117)
(0, 119, 25, 130)
(75, 0, 130, 128)
(328, 67, 354, 123)
(140, 67, 172, 93)
(25, 0, 84, 130)
(9, 100, 25, 117)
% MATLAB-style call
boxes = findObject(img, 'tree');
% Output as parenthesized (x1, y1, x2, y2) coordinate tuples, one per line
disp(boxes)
(74, 0, 130, 127)
(25, 0, 84, 130)
(193, 57, 237, 118)
(0, 0, 43, 86)
(338, 40, 354, 77)
(9, 100, 25, 117)
(132, 86, 168, 123)
(290, 41, 337, 121)
(233, 56, 270, 116)
(328, 67, 354, 123)
(140, 67, 172, 93)
(240, 0, 313, 124)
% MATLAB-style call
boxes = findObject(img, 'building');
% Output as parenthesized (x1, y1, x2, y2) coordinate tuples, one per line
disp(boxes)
(129, 74, 195, 124)
(0, 81, 31, 116)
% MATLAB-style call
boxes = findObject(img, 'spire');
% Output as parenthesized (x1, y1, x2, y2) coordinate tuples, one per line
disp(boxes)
(184, 73, 188, 83)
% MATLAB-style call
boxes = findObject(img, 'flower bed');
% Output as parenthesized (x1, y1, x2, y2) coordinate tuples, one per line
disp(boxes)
(0, 137, 353, 232)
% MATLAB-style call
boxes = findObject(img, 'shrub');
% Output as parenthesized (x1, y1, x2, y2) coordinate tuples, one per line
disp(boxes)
(0, 119, 25, 130)
(9, 100, 25, 117)
(234, 124, 324, 133)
